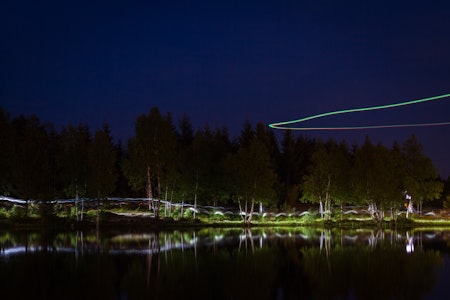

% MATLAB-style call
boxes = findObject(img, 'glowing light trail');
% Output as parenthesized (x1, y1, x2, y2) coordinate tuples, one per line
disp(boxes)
(269, 94, 450, 130)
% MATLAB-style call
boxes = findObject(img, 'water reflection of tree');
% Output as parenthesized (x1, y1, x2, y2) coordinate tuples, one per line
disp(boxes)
(299, 244, 442, 299)
(0, 229, 445, 299)
(119, 242, 281, 299)
(0, 252, 119, 299)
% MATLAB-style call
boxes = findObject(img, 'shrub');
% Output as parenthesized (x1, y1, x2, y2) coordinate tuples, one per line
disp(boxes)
(0, 207, 9, 219)
(210, 211, 229, 221)
(183, 208, 193, 219)
(300, 211, 317, 223)
(10, 205, 26, 219)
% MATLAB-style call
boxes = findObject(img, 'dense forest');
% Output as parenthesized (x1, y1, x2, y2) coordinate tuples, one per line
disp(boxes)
(1, 106, 449, 216)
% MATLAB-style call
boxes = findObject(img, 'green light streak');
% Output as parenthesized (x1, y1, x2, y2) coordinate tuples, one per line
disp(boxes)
(269, 93, 450, 130)
(271, 122, 450, 131)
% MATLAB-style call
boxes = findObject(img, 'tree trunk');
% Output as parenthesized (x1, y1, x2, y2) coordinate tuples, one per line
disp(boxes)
(164, 186, 168, 217)
(247, 197, 255, 225)
(96, 205, 99, 231)
(81, 198, 84, 221)
(147, 165, 153, 211)
(244, 198, 248, 224)
(96, 193, 100, 232)
(326, 176, 332, 220)
(156, 161, 161, 219)
(246, 179, 257, 225)
(75, 184, 79, 221)
(194, 171, 198, 219)
(169, 181, 175, 217)
(238, 199, 244, 223)
(319, 200, 325, 220)
(181, 199, 184, 218)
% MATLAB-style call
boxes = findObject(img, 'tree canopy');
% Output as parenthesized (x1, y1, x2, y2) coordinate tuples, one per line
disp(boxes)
(0, 106, 446, 218)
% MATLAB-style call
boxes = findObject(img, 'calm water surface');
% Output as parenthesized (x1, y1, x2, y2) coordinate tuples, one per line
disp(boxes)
(1, 227, 449, 299)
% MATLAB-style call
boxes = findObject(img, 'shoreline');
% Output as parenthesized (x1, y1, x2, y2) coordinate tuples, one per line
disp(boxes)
(2, 212, 450, 232)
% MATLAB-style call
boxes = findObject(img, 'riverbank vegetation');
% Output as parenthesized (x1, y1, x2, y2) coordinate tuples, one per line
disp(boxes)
(2, 198, 450, 231)
(1, 106, 449, 226)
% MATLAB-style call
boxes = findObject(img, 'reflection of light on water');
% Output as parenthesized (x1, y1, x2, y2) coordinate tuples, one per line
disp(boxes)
(367, 230, 385, 248)
(239, 234, 247, 241)
(319, 230, 331, 252)
(1, 246, 52, 256)
(406, 232, 414, 253)
(425, 233, 436, 239)
(2, 246, 28, 256)
(406, 242, 414, 253)
(189, 237, 198, 245)
(111, 234, 156, 242)
(0, 229, 443, 258)
(299, 234, 309, 240)
(214, 235, 224, 242)
(344, 235, 358, 241)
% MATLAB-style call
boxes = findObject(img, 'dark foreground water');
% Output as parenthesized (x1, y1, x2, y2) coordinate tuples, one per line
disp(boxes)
(1, 227, 450, 300)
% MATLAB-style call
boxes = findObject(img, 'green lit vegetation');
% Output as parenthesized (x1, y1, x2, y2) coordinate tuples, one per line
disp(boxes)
(2, 199, 450, 230)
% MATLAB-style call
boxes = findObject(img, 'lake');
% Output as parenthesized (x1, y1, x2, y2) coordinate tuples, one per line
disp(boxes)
(1, 227, 449, 299)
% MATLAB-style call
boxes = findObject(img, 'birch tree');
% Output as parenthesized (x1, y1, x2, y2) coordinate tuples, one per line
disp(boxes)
(122, 107, 177, 218)
(301, 140, 350, 219)
(228, 122, 277, 224)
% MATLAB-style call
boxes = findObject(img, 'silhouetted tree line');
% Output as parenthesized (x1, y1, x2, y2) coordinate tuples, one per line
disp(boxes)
(0, 106, 448, 213)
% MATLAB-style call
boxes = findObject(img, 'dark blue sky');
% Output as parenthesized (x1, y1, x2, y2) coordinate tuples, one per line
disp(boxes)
(1, 0, 450, 177)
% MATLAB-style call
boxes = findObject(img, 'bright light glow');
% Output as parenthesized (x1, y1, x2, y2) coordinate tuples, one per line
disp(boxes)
(269, 94, 450, 130)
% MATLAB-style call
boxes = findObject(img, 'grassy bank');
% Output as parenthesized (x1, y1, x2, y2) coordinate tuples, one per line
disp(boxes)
(2, 207, 450, 231)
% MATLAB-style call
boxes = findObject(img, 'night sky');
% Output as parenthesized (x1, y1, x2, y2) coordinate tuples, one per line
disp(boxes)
(1, 0, 450, 177)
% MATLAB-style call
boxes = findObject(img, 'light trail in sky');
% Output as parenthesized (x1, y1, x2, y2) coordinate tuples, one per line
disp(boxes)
(269, 93, 450, 130)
